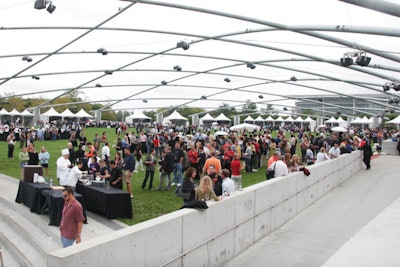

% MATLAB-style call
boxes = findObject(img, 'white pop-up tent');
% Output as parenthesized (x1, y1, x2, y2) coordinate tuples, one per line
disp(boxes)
(163, 110, 188, 125)
(199, 113, 216, 125)
(230, 123, 260, 132)
(215, 113, 231, 123)
(386, 115, 400, 129)
(243, 116, 255, 124)
(125, 111, 151, 123)
(75, 109, 93, 118)
(60, 108, 78, 118)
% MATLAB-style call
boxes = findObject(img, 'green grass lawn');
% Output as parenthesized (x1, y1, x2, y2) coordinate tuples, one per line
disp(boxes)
(0, 127, 268, 225)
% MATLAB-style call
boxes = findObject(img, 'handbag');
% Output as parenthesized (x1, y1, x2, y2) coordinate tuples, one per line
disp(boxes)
(175, 186, 191, 200)
(266, 162, 277, 180)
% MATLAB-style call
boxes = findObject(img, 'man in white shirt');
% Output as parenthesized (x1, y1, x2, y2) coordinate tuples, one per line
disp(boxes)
(101, 141, 110, 164)
(268, 152, 289, 177)
(329, 142, 341, 159)
(221, 169, 235, 195)
(57, 149, 72, 186)
(67, 161, 84, 187)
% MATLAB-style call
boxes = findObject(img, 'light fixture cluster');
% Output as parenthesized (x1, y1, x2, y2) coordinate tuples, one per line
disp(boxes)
(22, 56, 32, 62)
(224, 78, 231, 82)
(176, 41, 190, 50)
(173, 65, 182, 71)
(340, 51, 371, 67)
(34, 0, 56, 14)
(388, 98, 400, 104)
(246, 62, 256, 69)
(97, 48, 108, 55)
(383, 82, 400, 92)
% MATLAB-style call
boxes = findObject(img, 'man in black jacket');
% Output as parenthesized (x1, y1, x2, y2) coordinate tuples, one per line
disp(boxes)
(158, 146, 174, 191)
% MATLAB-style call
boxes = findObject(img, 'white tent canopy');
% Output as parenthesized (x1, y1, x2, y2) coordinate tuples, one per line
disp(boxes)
(60, 108, 77, 118)
(275, 116, 284, 122)
(164, 110, 188, 121)
(125, 111, 151, 123)
(294, 116, 304, 122)
(350, 117, 363, 124)
(8, 108, 21, 116)
(325, 116, 337, 123)
(41, 107, 61, 117)
(230, 123, 260, 132)
(75, 109, 93, 118)
(199, 113, 216, 125)
(243, 116, 255, 123)
(254, 115, 265, 122)
(304, 116, 315, 122)
(0, 108, 10, 116)
(285, 116, 294, 122)
(21, 110, 33, 116)
(265, 116, 274, 122)
(215, 113, 231, 122)
(386, 115, 400, 124)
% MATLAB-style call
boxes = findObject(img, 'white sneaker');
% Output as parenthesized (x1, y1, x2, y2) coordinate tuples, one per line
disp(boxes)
(171, 182, 176, 186)
(177, 183, 181, 187)
(134, 170, 138, 173)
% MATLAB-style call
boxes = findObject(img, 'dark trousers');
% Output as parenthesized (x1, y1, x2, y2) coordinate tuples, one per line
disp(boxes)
(363, 155, 371, 169)
(8, 144, 14, 158)
(142, 170, 155, 189)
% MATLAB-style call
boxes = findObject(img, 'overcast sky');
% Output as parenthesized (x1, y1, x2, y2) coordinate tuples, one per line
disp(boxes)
(0, 0, 399, 113)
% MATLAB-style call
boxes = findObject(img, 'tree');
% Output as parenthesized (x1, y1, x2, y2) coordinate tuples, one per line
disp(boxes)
(242, 100, 257, 113)
(260, 104, 277, 116)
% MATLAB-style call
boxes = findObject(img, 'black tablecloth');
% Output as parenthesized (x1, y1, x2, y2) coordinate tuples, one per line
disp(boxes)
(42, 189, 87, 226)
(76, 183, 132, 219)
(15, 181, 50, 213)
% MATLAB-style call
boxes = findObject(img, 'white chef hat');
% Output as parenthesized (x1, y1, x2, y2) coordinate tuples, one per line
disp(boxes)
(61, 148, 70, 156)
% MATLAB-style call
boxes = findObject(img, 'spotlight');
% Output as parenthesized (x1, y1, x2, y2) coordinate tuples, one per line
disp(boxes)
(383, 84, 391, 92)
(246, 63, 256, 69)
(34, 0, 46, 9)
(22, 56, 32, 62)
(200, 95, 207, 100)
(356, 53, 371, 67)
(161, 80, 167, 85)
(104, 70, 113, 75)
(318, 98, 323, 102)
(173, 65, 182, 71)
(143, 99, 148, 103)
(283, 107, 288, 111)
(46, 2, 56, 13)
(31, 75, 40, 80)
(97, 48, 108, 55)
(224, 78, 231, 82)
(394, 83, 400, 92)
(176, 41, 190, 50)
(340, 56, 353, 67)
(95, 84, 102, 87)
(336, 111, 341, 115)
(258, 95, 264, 99)
(290, 76, 297, 81)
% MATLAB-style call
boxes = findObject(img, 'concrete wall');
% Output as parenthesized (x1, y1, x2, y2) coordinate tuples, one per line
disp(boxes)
(47, 151, 362, 267)
(382, 139, 399, 155)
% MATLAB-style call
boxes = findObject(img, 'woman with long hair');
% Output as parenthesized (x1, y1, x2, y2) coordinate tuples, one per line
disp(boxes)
(195, 176, 221, 201)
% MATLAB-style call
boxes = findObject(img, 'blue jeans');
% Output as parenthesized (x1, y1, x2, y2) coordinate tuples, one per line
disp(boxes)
(245, 158, 252, 173)
(173, 163, 183, 184)
(61, 236, 75, 248)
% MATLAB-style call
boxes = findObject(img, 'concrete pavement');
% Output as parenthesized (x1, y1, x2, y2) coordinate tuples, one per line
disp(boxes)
(223, 155, 400, 267)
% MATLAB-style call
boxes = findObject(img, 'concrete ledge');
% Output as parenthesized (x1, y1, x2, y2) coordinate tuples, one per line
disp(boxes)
(382, 139, 399, 155)
(48, 151, 362, 267)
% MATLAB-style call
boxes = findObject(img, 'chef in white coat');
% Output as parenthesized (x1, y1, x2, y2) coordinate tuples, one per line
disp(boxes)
(57, 148, 72, 186)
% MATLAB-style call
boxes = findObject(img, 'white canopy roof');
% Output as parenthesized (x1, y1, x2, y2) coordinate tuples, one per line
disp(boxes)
(126, 111, 151, 121)
(243, 116, 254, 122)
(386, 115, 400, 124)
(350, 117, 363, 124)
(265, 116, 274, 122)
(60, 108, 77, 118)
(200, 113, 216, 122)
(336, 116, 346, 123)
(230, 123, 260, 132)
(215, 113, 231, 122)
(294, 116, 304, 122)
(254, 115, 265, 122)
(21, 110, 33, 116)
(275, 116, 284, 122)
(164, 110, 188, 121)
(285, 116, 294, 122)
(75, 109, 93, 118)
(304, 116, 315, 122)
(42, 107, 61, 117)
(8, 108, 21, 116)
(0, 108, 10, 115)
(325, 116, 337, 123)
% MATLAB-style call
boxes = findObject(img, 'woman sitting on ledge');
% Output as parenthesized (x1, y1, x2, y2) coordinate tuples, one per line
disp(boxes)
(195, 176, 221, 202)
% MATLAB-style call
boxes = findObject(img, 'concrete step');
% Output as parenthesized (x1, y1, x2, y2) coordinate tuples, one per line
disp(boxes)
(0, 244, 22, 267)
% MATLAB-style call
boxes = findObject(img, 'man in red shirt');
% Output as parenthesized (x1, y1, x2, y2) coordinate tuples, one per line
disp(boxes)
(60, 187, 85, 248)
